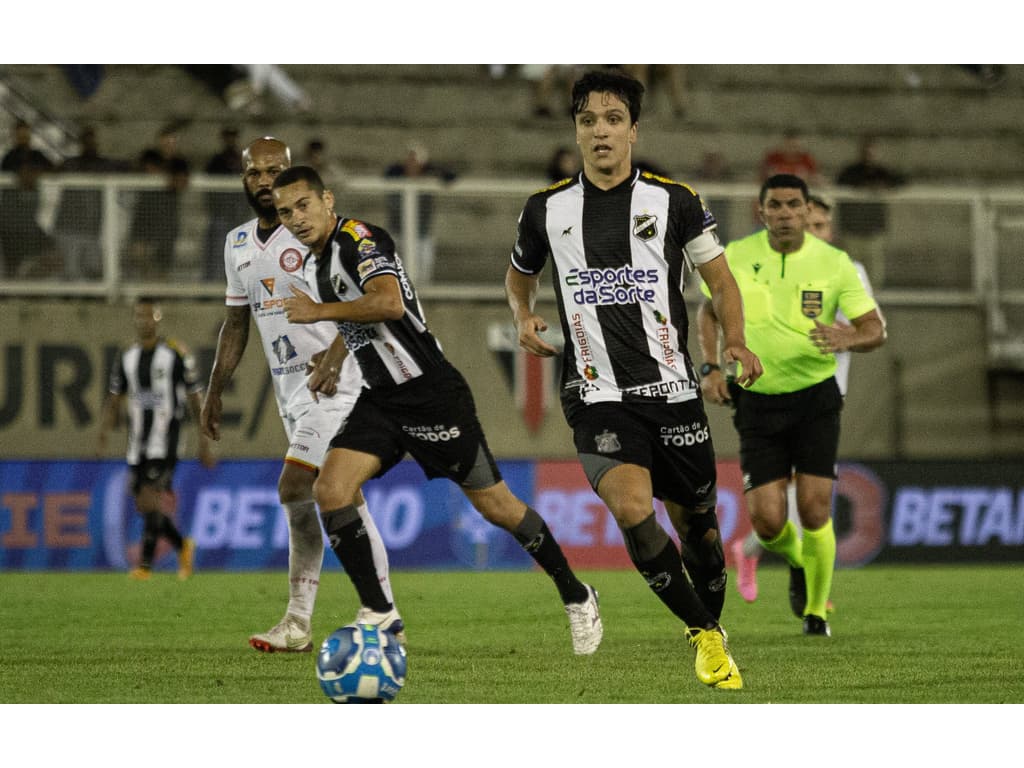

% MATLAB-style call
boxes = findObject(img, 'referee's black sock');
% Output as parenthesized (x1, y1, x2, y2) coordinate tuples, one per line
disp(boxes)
(513, 507, 589, 605)
(622, 513, 717, 630)
(321, 504, 392, 613)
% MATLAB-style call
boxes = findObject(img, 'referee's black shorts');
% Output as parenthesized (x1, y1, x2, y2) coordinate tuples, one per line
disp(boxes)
(728, 376, 842, 491)
(330, 361, 502, 490)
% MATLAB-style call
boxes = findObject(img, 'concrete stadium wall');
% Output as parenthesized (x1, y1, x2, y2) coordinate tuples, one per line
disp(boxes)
(0, 298, 1018, 462)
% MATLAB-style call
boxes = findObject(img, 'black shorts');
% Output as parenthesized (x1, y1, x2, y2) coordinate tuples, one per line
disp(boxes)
(568, 399, 718, 510)
(330, 361, 502, 490)
(729, 376, 842, 490)
(129, 458, 176, 495)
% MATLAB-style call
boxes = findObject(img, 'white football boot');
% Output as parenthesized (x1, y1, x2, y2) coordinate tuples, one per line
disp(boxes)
(565, 584, 603, 655)
(249, 613, 313, 653)
(355, 606, 407, 648)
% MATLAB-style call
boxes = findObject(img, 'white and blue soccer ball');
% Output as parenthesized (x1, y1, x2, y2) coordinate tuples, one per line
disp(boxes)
(316, 622, 407, 703)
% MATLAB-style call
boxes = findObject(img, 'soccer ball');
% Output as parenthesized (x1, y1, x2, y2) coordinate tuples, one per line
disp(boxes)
(316, 622, 407, 703)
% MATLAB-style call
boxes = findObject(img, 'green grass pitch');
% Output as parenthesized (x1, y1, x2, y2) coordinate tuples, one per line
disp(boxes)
(2, 563, 1021, 705)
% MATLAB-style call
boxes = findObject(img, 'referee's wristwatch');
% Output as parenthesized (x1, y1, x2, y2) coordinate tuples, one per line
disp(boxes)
(699, 362, 720, 377)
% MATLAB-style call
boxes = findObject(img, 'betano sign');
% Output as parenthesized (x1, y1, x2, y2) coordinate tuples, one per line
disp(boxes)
(0, 458, 1020, 572)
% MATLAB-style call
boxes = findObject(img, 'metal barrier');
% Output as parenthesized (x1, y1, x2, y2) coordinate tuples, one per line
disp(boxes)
(1, 173, 1022, 314)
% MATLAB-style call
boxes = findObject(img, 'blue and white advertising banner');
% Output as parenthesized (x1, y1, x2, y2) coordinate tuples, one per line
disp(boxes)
(0, 459, 536, 573)
(1, 459, 1022, 571)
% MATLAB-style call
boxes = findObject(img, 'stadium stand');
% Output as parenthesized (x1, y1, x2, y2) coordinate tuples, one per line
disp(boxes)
(1, 64, 1023, 458)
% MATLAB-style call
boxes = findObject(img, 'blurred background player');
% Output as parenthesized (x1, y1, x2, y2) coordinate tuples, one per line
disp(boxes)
(200, 137, 403, 653)
(731, 194, 879, 606)
(97, 297, 216, 579)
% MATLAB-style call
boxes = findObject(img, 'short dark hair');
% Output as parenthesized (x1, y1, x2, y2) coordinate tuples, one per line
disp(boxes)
(759, 173, 809, 204)
(272, 165, 326, 195)
(807, 194, 831, 212)
(570, 69, 644, 125)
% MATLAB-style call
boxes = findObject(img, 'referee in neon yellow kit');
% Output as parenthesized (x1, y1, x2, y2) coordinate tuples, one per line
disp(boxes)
(697, 173, 886, 637)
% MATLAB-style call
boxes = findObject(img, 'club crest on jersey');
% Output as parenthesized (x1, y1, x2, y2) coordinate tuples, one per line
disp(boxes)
(279, 248, 302, 273)
(342, 220, 373, 241)
(595, 429, 621, 454)
(632, 213, 658, 241)
(801, 290, 824, 318)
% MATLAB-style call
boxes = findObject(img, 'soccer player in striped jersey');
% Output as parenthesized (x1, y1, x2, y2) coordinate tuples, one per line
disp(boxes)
(97, 297, 216, 580)
(505, 69, 762, 689)
(274, 166, 604, 657)
(200, 137, 403, 653)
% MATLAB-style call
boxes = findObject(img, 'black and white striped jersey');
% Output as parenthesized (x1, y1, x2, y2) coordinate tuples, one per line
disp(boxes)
(510, 168, 723, 409)
(307, 216, 446, 388)
(108, 338, 202, 465)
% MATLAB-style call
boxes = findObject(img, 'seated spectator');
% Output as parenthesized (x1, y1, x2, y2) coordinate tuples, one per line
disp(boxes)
(1, 119, 58, 278)
(54, 126, 129, 280)
(384, 141, 456, 283)
(835, 135, 907, 287)
(545, 146, 580, 184)
(202, 126, 251, 279)
(759, 129, 823, 187)
(622, 64, 688, 118)
(124, 148, 187, 280)
(302, 138, 346, 187)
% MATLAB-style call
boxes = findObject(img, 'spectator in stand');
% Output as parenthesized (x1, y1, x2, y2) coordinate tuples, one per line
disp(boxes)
(835, 135, 906, 287)
(205, 126, 243, 176)
(55, 126, 129, 279)
(124, 147, 187, 280)
(241, 65, 312, 115)
(622, 65, 688, 118)
(0, 118, 58, 278)
(302, 138, 347, 187)
(60, 65, 106, 99)
(545, 146, 580, 184)
(383, 141, 457, 284)
(696, 148, 733, 245)
(520, 65, 581, 118)
(2, 118, 56, 175)
(759, 128, 823, 187)
(180, 65, 254, 112)
(202, 126, 252, 278)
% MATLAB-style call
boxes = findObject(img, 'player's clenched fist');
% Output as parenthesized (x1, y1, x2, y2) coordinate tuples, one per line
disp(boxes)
(283, 284, 321, 324)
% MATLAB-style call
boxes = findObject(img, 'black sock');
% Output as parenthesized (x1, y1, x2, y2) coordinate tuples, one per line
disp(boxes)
(513, 507, 588, 604)
(140, 510, 161, 569)
(622, 514, 716, 630)
(158, 514, 184, 551)
(322, 505, 391, 613)
(680, 514, 727, 622)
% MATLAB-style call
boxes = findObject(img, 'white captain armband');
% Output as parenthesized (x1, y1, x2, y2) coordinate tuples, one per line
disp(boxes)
(684, 229, 724, 267)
